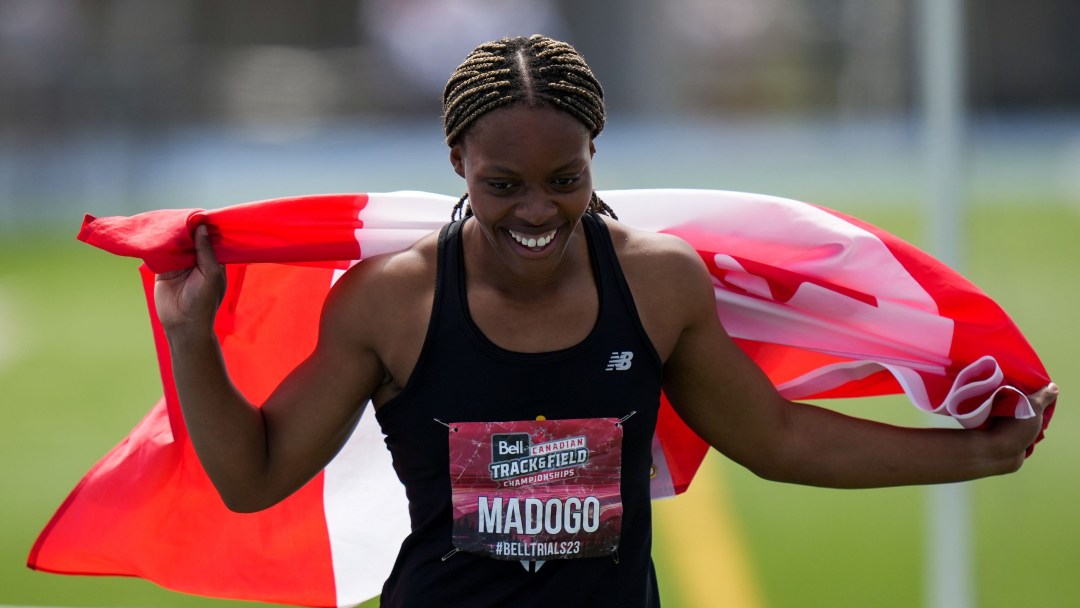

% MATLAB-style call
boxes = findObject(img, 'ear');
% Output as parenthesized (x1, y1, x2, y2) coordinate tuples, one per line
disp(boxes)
(589, 140, 596, 158)
(450, 144, 466, 178)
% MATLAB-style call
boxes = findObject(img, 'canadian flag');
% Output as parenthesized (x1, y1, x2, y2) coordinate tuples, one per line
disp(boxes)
(29, 190, 1051, 606)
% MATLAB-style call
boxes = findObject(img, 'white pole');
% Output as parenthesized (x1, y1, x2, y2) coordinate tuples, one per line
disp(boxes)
(917, 1, 973, 607)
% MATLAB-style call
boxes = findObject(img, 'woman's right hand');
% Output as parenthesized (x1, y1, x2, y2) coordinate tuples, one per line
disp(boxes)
(154, 223, 227, 335)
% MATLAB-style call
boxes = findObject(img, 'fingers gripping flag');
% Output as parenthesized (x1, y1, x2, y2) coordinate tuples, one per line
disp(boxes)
(29, 190, 1052, 606)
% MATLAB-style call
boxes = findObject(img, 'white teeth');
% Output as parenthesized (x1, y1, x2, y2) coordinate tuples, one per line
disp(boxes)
(509, 228, 557, 248)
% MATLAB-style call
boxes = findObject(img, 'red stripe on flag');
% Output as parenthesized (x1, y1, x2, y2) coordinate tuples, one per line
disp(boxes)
(655, 394, 708, 495)
(29, 262, 344, 605)
(815, 206, 1051, 413)
(78, 194, 369, 274)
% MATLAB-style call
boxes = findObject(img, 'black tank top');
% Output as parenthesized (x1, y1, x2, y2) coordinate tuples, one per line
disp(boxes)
(375, 213, 663, 607)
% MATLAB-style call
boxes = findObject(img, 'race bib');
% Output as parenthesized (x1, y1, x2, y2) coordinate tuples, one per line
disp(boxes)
(448, 418, 624, 561)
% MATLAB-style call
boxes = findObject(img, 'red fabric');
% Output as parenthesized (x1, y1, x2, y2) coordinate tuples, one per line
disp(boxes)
(77, 194, 368, 273)
(29, 263, 341, 606)
(821, 205, 1053, 438)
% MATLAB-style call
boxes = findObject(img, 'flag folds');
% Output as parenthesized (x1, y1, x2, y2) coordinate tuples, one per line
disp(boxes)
(30, 190, 1051, 607)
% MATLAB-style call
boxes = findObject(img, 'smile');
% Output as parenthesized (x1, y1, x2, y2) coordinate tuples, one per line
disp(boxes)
(507, 228, 558, 248)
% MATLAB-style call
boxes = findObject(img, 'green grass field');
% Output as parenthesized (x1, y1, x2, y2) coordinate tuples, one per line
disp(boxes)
(1, 204, 1076, 607)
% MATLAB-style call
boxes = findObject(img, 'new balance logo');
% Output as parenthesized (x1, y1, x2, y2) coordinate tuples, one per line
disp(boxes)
(605, 351, 634, 371)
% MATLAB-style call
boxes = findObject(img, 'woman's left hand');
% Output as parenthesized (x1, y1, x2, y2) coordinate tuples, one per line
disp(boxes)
(983, 383, 1058, 470)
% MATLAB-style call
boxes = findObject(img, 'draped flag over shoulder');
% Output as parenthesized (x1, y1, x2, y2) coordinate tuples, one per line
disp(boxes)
(29, 190, 1052, 607)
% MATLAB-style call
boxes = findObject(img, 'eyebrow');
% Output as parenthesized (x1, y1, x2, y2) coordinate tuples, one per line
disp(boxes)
(486, 159, 587, 176)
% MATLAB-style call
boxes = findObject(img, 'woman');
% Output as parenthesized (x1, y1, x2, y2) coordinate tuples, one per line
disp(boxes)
(155, 35, 1056, 607)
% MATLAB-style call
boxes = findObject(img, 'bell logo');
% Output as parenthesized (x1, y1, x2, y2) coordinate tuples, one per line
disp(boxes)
(491, 434, 530, 462)
(605, 351, 633, 371)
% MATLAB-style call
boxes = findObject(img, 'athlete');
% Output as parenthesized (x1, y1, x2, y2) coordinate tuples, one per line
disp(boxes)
(153, 35, 1057, 607)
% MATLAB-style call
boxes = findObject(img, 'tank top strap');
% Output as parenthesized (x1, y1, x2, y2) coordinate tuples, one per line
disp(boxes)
(435, 218, 467, 322)
(580, 213, 652, 344)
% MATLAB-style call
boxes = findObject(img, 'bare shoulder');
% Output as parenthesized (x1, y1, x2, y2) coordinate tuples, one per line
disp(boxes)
(332, 231, 437, 298)
(600, 216, 715, 361)
(602, 217, 703, 275)
(601, 216, 711, 302)
(320, 230, 440, 345)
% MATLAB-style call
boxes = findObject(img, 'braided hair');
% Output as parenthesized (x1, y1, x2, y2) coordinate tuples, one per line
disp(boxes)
(442, 35, 617, 221)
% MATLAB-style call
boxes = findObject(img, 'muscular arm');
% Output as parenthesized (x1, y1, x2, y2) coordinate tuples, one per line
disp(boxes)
(623, 227, 1055, 488)
(156, 225, 386, 511)
(664, 307, 1054, 487)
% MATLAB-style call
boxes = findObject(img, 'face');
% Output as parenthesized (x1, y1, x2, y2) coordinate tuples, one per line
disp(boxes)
(450, 103, 596, 275)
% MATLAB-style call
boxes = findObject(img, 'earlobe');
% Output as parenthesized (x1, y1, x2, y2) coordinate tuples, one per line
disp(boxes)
(450, 145, 465, 178)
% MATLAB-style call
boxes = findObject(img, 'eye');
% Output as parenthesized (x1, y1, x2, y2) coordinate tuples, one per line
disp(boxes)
(552, 175, 580, 187)
(487, 181, 514, 191)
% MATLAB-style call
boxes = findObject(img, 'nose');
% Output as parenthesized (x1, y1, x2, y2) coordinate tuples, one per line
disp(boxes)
(515, 187, 557, 226)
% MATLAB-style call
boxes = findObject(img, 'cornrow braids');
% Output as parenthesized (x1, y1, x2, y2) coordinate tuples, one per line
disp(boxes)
(589, 191, 618, 220)
(451, 191, 617, 222)
(444, 35, 616, 221)
(443, 35, 605, 145)
(451, 193, 471, 221)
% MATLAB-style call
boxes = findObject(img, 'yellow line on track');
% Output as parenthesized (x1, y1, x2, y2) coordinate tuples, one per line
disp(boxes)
(653, 451, 761, 608)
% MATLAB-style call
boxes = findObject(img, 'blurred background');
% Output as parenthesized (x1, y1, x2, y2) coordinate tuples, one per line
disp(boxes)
(2, 0, 1078, 219)
(1, 0, 1077, 607)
